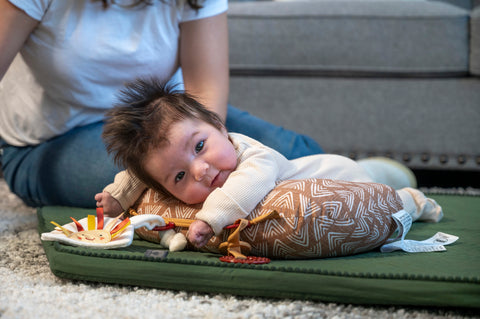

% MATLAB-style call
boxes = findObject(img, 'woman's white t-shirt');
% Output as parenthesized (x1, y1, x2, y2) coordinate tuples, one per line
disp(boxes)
(0, 0, 227, 146)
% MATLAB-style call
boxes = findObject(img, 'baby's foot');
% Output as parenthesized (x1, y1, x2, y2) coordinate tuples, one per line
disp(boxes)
(420, 197, 444, 222)
(358, 157, 417, 189)
(405, 188, 443, 222)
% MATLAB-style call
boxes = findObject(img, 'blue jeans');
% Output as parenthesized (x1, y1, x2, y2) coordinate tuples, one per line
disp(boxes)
(1, 105, 323, 208)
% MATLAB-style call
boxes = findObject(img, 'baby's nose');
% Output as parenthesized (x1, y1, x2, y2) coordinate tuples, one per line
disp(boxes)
(192, 161, 209, 181)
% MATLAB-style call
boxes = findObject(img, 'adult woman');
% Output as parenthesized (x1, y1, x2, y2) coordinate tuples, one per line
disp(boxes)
(0, 0, 324, 207)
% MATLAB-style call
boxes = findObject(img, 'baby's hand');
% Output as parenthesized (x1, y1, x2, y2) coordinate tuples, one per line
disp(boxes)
(187, 220, 214, 248)
(94, 191, 123, 217)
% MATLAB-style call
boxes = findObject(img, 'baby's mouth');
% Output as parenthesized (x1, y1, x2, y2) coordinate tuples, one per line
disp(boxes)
(210, 173, 220, 187)
(210, 171, 226, 188)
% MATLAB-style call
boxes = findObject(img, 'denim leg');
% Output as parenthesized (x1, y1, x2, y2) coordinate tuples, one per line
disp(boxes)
(226, 104, 324, 159)
(1, 121, 119, 208)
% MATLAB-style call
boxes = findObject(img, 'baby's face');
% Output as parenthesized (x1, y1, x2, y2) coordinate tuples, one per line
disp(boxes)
(143, 118, 238, 204)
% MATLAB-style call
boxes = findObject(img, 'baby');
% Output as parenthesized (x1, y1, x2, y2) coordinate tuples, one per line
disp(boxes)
(96, 78, 443, 248)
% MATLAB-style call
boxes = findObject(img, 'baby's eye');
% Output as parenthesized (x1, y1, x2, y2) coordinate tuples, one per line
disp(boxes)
(195, 140, 204, 153)
(175, 171, 185, 183)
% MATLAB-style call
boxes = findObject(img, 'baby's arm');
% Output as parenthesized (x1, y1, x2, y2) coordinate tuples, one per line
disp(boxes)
(96, 170, 147, 215)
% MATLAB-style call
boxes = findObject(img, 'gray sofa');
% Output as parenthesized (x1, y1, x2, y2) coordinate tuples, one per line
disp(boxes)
(227, 0, 480, 187)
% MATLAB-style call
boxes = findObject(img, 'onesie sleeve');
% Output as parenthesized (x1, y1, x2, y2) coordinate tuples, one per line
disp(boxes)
(195, 135, 286, 235)
(103, 170, 147, 211)
(8, 0, 52, 21)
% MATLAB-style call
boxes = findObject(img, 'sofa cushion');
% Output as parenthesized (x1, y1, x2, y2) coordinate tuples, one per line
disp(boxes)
(431, 0, 474, 10)
(228, 76, 480, 171)
(228, 0, 469, 76)
(471, 7, 480, 75)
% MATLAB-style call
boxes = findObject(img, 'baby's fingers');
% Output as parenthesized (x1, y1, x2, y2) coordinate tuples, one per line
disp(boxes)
(188, 231, 212, 248)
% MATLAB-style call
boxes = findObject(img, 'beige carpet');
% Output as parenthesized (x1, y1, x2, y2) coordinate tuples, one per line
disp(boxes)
(0, 178, 478, 319)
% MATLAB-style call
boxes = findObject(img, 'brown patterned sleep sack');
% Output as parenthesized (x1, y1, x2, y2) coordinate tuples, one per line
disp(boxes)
(134, 179, 402, 259)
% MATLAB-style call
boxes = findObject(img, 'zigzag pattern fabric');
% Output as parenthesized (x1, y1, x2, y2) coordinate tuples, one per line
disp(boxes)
(134, 179, 403, 259)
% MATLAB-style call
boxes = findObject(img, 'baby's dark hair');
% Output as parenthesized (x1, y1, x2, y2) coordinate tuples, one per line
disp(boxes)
(103, 77, 224, 193)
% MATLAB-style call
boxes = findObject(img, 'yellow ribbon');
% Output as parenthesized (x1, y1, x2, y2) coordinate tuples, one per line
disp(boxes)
(219, 210, 281, 259)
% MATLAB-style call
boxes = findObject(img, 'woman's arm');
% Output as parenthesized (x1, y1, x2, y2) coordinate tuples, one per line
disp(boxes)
(0, 0, 38, 81)
(179, 12, 229, 121)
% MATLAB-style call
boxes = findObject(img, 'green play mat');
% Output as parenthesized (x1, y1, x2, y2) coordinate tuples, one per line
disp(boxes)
(37, 194, 480, 309)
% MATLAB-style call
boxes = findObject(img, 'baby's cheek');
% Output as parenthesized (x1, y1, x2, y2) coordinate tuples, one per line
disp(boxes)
(180, 187, 210, 205)
(227, 149, 238, 170)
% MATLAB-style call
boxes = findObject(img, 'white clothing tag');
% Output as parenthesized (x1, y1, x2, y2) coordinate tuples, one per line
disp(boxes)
(385, 210, 412, 244)
(380, 210, 459, 253)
